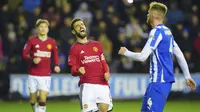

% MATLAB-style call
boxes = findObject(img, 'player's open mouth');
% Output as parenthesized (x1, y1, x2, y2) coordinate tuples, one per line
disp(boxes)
(80, 29, 85, 32)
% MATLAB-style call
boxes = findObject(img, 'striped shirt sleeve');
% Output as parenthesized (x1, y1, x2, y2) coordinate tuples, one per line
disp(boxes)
(148, 28, 162, 50)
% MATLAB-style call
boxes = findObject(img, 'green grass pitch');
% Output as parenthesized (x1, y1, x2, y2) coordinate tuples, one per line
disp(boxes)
(0, 100, 199, 112)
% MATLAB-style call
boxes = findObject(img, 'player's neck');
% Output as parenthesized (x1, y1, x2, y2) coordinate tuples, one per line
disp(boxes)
(152, 20, 163, 28)
(38, 35, 48, 41)
(77, 37, 88, 44)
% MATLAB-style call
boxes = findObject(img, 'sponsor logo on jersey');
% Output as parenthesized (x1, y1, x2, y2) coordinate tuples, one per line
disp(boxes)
(81, 55, 100, 64)
(47, 44, 52, 50)
(93, 46, 98, 52)
(34, 50, 51, 58)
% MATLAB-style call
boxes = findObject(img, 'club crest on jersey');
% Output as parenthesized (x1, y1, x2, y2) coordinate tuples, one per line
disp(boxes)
(93, 47, 98, 52)
(47, 44, 52, 50)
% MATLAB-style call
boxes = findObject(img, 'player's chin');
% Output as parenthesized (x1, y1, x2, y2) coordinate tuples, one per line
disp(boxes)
(40, 32, 47, 35)
(78, 33, 87, 39)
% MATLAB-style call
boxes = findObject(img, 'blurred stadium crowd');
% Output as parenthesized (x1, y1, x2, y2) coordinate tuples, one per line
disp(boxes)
(0, 0, 200, 75)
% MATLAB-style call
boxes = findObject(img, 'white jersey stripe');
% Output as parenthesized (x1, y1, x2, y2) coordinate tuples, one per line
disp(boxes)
(152, 52, 158, 82)
(150, 33, 163, 50)
(161, 70, 165, 83)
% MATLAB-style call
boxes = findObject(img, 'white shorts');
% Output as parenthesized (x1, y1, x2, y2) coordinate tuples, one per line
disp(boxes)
(28, 75, 51, 93)
(79, 83, 113, 112)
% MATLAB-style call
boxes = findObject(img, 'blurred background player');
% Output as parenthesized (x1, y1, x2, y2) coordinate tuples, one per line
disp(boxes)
(118, 2, 196, 112)
(68, 18, 113, 112)
(22, 19, 60, 112)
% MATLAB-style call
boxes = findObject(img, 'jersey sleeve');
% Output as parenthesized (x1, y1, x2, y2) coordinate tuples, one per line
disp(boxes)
(147, 29, 162, 50)
(124, 41, 153, 62)
(173, 41, 191, 79)
(68, 47, 82, 76)
(98, 42, 109, 73)
(22, 39, 32, 62)
(52, 40, 59, 66)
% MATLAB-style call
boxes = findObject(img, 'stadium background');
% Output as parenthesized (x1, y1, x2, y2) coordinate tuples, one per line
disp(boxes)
(0, 0, 200, 112)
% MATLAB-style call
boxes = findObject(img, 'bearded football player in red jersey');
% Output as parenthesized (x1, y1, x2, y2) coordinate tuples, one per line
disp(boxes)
(68, 18, 113, 112)
(22, 19, 60, 112)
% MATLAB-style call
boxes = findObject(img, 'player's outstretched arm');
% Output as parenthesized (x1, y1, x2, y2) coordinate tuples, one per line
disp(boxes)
(118, 44, 152, 62)
(173, 41, 196, 91)
(118, 29, 162, 62)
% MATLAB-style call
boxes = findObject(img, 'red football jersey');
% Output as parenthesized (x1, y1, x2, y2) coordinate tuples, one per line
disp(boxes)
(68, 40, 109, 86)
(22, 36, 59, 76)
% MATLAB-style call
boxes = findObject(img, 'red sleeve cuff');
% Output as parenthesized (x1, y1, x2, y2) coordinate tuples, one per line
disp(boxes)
(71, 66, 82, 76)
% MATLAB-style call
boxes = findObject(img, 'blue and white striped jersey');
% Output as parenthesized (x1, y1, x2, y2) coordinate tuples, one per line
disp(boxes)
(124, 24, 191, 83)
(147, 24, 175, 83)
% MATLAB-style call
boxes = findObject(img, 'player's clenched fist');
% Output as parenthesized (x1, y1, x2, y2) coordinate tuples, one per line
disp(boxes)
(104, 72, 110, 81)
(33, 57, 41, 64)
(78, 67, 85, 75)
(54, 66, 61, 73)
(186, 78, 196, 91)
(118, 47, 128, 55)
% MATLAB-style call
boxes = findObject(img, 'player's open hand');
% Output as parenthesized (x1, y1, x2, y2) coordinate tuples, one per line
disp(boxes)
(104, 72, 110, 81)
(33, 57, 41, 64)
(118, 47, 128, 55)
(78, 67, 85, 75)
(186, 78, 196, 91)
(54, 66, 61, 73)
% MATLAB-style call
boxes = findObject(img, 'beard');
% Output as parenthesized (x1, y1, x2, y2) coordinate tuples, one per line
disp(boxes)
(75, 30, 87, 39)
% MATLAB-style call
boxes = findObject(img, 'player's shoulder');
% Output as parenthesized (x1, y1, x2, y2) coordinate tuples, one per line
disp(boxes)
(90, 40, 102, 46)
(47, 37, 56, 42)
(149, 28, 163, 37)
(28, 35, 37, 41)
(69, 42, 79, 51)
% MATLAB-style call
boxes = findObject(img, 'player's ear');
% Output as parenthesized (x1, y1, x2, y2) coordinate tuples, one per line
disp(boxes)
(47, 27, 49, 33)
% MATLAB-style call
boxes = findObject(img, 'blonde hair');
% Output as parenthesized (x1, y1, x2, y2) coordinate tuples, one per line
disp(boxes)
(149, 2, 168, 16)
(35, 19, 49, 27)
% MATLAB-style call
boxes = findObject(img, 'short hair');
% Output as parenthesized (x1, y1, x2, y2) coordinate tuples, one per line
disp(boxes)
(71, 18, 82, 31)
(149, 2, 168, 16)
(35, 19, 49, 27)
